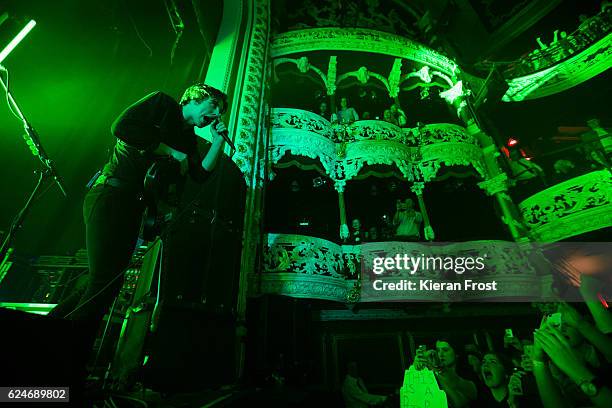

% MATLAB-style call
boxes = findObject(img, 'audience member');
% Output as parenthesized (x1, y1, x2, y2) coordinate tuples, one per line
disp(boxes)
(318, 101, 329, 120)
(434, 340, 478, 408)
(383, 109, 397, 125)
(350, 218, 364, 244)
(393, 198, 423, 241)
(464, 344, 483, 383)
(530, 269, 612, 408)
(337, 97, 359, 124)
(476, 352, 511, 406)
(390, 103, 407, 127)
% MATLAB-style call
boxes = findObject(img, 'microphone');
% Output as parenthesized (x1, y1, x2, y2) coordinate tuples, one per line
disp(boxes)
(212, 118, 236, 151)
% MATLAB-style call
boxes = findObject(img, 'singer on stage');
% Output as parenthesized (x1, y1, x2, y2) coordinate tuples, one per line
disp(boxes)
(49, 83, 229, 322)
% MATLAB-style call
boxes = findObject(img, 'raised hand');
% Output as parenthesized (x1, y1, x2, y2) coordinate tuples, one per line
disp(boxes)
(508, 371, 524, 396)
(532, 315, 548, 362)
(535, 325, 592, 383)
(558, 303, 582, 328)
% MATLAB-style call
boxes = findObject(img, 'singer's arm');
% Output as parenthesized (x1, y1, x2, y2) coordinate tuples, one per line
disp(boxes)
(201, 120, 227, 172)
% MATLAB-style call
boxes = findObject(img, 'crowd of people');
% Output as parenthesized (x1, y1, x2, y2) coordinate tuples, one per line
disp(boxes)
(345, 198, 424, 245)
(317, 97, 409, 129)
(507, 3, 611, 76)
(342, 274, 612, 407)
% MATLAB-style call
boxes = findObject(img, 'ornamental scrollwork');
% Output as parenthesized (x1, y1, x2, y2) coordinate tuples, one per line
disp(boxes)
(411, 182, 425, 196)
(519, 170, 612, 232)
(257, 275, 351, 303)
(503, 33, 612, 102)
(281, 0, 419, 39)
(232, 0, 270, 183)
(269, 108, 485, 188)
(259, 234, 549, 302)
(269, 131, 337, 179)
(477, 173, 511, 196)
(264, 234, 347, 278)
(420, 143, 486, 179)
(417, 123, 477, 146)
(271, 108, 333, 138)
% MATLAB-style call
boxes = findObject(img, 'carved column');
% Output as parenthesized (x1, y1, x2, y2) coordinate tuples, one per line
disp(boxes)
(336, 183, 348, 241)
(441, 81, 528, 241)
(467, 120, 528, 240)
(209, 0, 271, 379)
(411, 182, 434, 241)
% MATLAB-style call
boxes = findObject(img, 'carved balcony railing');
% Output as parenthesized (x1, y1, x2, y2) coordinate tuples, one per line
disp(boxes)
(256, 233, 358, 302)
(269, 108, 485, 188)
(503, 8, 611, 79)
(519, 170, 612, 242)
(255, 234, 553, 302)
(502, 31, 612, 102)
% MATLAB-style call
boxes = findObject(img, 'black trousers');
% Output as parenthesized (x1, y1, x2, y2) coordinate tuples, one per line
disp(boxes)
(49, 184, 144, 322)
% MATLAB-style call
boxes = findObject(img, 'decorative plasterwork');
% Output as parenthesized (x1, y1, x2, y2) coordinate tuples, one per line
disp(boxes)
(418, 141, 486, 181)
(401, 65, 455, 92)
(264, 233, 346, 277)
(416, 123, 476, 146)
(439, 80, 464, 104)
(503, 33, 612, 102)
(257, 233, 355, 302)
(269, 109, 485, 188)
(231, 0, 270, 181)
(269, 129, 337, 178)
(327, 56, 337, 95)
(257, 234, 549, 302)
(274, 56, 336, 95)
(282, 0, 419, 39)
(271, 108, 334, 138)
(519, 170, 612, 242)
(341, 140, 420, 182)
(337, 66, 397, 95)
(255, 273, 352, 303)
(388, 58, 403, 97)
(478, 173, 511, 196)
(271, 28, 459, 76)
(275, 56, 453, 98)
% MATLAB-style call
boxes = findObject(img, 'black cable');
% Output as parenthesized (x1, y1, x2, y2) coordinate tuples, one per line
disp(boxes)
(0, 170, 44, 257)
(0, 66, 23, 120)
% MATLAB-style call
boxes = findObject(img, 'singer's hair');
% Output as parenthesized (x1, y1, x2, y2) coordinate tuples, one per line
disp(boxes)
(180, 83, 227, 114)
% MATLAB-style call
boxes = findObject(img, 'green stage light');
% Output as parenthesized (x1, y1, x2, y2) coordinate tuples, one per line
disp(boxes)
(0, 19, 36, 64)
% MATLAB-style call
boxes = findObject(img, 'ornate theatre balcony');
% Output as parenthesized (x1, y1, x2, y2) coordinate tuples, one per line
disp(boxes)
(257, 233, 358, 303)
(269, 108, 485, 188)
(502, 8, 611, 102)
(519, 170, 612, 242)
(255, 233, 551, 303)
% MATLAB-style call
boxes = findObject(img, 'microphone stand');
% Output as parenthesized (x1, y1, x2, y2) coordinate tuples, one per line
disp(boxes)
(0, 66, 67, 265)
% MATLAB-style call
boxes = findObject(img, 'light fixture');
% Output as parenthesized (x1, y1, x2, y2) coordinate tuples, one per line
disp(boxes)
(0, 19, 36, 64)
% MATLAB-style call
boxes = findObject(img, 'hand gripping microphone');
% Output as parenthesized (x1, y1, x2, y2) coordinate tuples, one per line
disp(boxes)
(212, 118, 236, 151)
